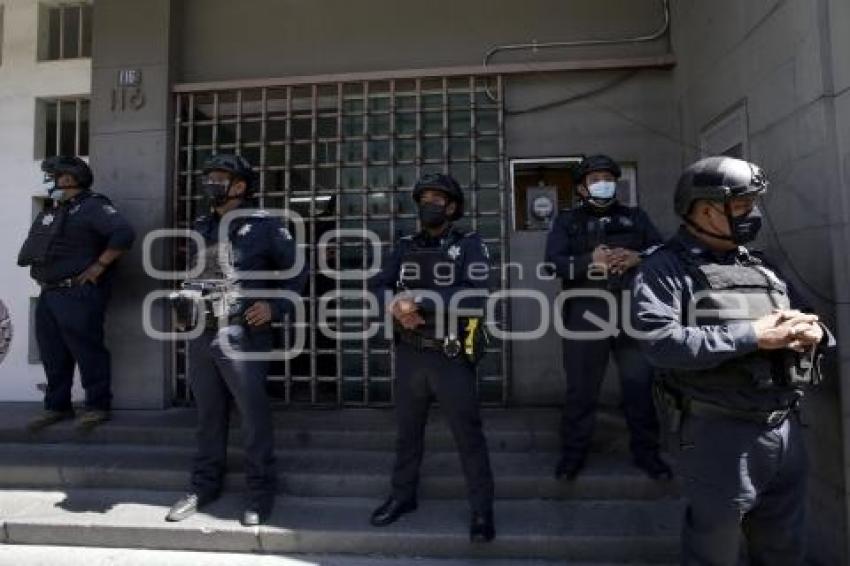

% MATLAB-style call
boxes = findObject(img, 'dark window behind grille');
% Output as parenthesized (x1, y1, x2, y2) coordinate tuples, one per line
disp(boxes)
(172, 76, 508, 407)
(44, 3, 92, 60)
(42, 97, 90, 158)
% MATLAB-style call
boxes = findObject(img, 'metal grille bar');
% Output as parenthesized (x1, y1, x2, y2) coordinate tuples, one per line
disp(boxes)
(172, 75, 508, 407)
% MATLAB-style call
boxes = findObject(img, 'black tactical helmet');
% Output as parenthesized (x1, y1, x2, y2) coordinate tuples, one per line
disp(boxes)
(202, 153, 258, 191)
(575, 154, 622, 184)
(412, 173, 464, 220)
(41, 156, 93, 189)
(674, 156, 768, 217)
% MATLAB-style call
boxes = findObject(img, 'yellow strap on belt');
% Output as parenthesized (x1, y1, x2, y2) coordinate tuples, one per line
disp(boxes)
(464, 318, 479, 356)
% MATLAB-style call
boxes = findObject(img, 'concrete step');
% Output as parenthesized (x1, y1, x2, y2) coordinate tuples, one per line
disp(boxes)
(0, 443, 677, 500)
(0, 489, 683, 562)
(0, 404, 632, 454)
(0, 544, 676, 566)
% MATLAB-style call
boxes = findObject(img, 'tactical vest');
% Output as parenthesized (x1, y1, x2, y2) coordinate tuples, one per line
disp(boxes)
(175, 236, 243, 329)
(396, 229, 465, 337)
(17, 205, 67, 268)
(566, 206, 644, 290)
(196, 241, 235, 281)
(663, 244, 816, 408)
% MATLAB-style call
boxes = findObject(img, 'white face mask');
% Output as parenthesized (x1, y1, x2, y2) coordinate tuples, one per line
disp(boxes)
(587, 180, 617, 200)
(43, 181, 65, 201)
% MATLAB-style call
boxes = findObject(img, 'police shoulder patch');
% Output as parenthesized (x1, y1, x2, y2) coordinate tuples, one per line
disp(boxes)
(102, 204, 118, 215)
(278, 226, 293, 240)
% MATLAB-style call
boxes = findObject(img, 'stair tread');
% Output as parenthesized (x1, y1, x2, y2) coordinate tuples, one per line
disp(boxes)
(0, 545, 674, 566)
(0, 488, 682, 537)
(0, 442, 653, 476)
(0, 403, 626, 434)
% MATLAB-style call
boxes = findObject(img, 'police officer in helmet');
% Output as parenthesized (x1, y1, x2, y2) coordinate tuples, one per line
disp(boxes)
(18, 156, 135, 432)
(632, 156, 833, 565)
(166, 154, 305, 526)
(369, 173, 496, 542)
(545, 154, 670, 481)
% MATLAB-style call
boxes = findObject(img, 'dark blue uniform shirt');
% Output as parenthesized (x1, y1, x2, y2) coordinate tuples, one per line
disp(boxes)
(545, 201, 662, 288)
(32, 191, 135, 283)
(370, 226, 491, 318)
(631, 227, 834, 373)
(192, 204, 306, 322)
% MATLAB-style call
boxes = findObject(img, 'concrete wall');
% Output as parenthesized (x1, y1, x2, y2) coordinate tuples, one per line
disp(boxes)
(88, 0, 176, 408)
(670, 0, 849, 563)
(0, 0, 90, 400)
(825, 0, 850, 561)
(503, 69, 680, 403)
(171, 0, 679, 405)
(177, 0, 669, 83)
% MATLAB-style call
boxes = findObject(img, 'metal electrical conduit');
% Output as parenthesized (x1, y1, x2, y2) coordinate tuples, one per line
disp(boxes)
(482, 0, 671, 101)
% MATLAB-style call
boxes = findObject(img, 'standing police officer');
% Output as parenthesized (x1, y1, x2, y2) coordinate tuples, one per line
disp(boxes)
(166, 154, 304, 526)
(632, 156, 832, 565)
(18, 156, 135, 432)
(369, 173, 495, 542)
(545, 154, 670, 480)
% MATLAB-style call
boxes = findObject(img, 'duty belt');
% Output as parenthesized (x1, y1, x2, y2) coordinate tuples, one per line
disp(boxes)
(687, 398, 793, 427)
(656, 383, 794, 427)
(397, 330, 444, 352)
(39, 277, 79, 291)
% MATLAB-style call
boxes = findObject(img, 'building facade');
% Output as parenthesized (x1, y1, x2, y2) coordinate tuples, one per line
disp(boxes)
(0, 0, 848, 562)
(0, 0, 91, 401)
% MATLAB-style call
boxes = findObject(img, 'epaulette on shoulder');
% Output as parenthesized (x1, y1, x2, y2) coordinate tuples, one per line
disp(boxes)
(88, 192, 112, 203)
(640, 243, 666, 259)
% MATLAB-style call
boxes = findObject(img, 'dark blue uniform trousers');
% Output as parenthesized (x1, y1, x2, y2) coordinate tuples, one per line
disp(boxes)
(672, 414, 807, 566)
(36, 284, 112, 412)
(391, 341, 495, 514)
(188, 325, 276, 502)
(561, 296, 660, 460)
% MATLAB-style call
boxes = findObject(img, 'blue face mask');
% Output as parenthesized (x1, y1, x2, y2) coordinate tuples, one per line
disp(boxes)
(587, 180, 617, 200)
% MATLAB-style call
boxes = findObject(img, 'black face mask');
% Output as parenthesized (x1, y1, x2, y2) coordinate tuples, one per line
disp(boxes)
(727, 205, 762, 245)
(418, 202, 448, 228)
(687, 202, 763, 245)
(201, 181, 236, 209)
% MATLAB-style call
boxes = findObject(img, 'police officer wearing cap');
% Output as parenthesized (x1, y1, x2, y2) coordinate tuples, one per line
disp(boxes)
(166, 154, 305, 527)
(544, 154, 670, 481)
(369, 173, 496, 542)
(632, 156, 833, 565)
(18, 156, 135, 432)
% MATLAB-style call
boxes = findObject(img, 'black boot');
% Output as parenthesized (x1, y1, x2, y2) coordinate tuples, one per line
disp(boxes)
(370, 496, 417, 527)
(554, 453, 586, 481)
(633, 452, 673, 481)
(241, 497, 274, 526)
(469, 510, 495, 542)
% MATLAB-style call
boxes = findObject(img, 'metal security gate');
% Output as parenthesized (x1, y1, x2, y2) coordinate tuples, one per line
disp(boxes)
(171, 75, 508, 407)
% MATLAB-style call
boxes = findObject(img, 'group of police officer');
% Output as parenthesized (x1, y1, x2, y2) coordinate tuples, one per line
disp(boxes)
(18, 151, 832, 561)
